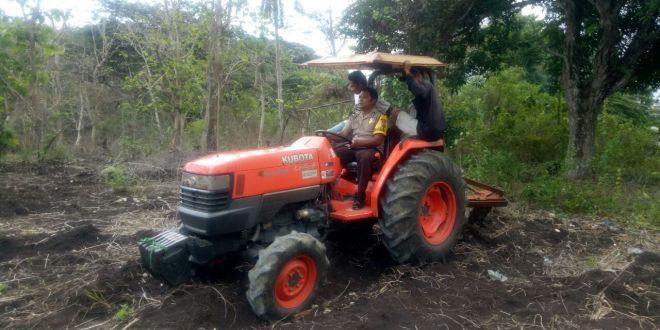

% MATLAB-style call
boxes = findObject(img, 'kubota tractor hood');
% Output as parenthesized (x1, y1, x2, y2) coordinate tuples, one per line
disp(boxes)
(182, 136, 335, 175)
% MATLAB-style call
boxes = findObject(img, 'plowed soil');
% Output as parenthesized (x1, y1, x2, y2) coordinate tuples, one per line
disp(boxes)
(1, 162, 658, 329)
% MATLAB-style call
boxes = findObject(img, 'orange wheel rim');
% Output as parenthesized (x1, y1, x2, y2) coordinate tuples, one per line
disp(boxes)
(419, 181, 457, 245)
(274, 256, 317, 309)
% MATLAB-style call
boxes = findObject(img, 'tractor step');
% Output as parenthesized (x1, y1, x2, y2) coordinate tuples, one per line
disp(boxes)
(330, 199, 373, 221)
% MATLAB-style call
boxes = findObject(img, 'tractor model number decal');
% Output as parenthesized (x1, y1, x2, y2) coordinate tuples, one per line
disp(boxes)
(294, 164, 315, 171)
(302, 169, 318, 179)
(282, 153, 313, 165)
(260, 168, 289, 177)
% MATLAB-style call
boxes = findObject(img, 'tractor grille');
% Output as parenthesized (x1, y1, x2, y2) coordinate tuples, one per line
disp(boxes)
(180, 187, 230, 212)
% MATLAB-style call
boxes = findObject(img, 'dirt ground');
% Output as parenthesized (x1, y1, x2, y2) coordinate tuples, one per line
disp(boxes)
(1, 162, 658, 329)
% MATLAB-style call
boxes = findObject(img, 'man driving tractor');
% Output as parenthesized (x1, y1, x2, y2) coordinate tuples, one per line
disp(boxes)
(328, 87, 388, 209)
(328, 71, 391, 134)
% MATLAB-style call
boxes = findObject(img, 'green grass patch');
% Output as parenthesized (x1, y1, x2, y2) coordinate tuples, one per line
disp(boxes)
(101, 164, 137, 193)
(114, 303, 134, 322)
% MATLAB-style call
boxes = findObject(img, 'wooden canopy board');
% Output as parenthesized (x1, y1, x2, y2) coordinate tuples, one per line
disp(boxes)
(301, 52, 447, 70)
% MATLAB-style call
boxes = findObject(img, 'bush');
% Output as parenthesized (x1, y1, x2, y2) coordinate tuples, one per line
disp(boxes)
(119, 137, 154, 160)
(38, 145, 70, 161)
(0, 128, 19, 157)
(447, 67, 659, 229)
(595, 114, 660, 183)
(517, 176, 659, 229)
(184, 119, 205, 150)
(449, 67, 565, 184)
(101, 165, 136, 193)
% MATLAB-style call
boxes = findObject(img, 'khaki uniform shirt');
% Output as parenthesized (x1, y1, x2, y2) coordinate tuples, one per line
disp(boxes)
(341, 109, 389, 152)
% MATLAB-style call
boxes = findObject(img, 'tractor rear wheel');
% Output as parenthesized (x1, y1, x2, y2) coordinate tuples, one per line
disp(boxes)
(246, 232, 329, 320)
(379, 150, 466, 263)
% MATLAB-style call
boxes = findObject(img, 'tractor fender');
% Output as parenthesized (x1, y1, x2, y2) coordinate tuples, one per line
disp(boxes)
(370, 138, 445, 217)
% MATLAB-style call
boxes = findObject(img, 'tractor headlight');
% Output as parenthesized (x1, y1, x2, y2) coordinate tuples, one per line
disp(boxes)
(181, 173, 231, 191)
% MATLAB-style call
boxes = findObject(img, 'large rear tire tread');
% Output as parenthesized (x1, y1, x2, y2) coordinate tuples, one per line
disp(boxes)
(380, 150, 467, 263)
(246, 232, 329, 321)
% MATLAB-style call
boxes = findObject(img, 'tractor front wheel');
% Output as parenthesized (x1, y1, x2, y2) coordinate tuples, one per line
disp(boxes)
(379, 150, 466, 263)
(246, 232, 329, 320)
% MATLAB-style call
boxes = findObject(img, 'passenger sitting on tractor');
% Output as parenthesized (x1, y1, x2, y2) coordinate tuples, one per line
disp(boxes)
(329, 87, 388, 210)
(394, 61, 446, 141)
(328, 71, 391, 133)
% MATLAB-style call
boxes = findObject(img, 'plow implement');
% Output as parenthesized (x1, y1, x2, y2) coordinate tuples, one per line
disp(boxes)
(465, 177, 508, 221)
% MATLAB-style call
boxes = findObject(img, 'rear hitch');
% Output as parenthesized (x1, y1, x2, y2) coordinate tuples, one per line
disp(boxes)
(139, 230, 192, 286)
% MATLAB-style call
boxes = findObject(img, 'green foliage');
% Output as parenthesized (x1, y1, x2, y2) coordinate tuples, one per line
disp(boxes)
(119, 137, 154, 160)
(37, 145, 70, 161)
(342, 1, 549, 89)
(603, 92, 654, 125)
(114, 303, 133, 322)
(449, 67, 566, 169)
(585, 256, 598, 269)
(595, 114, 660, 183)
(184, 119, 205, 149)
(0, 283, 7, 295)
(102, 165, 135, 193)
(380, 77, 414, 110)
(448, 67, 659, 229)
(84, 289, 111, 309)
(0, 126, 19, 157)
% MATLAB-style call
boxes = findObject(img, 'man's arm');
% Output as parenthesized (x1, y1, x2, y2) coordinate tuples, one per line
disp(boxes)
(404, 75, 430, 97)
(403, 60, 430, 97)
(326, 120, 352, 143)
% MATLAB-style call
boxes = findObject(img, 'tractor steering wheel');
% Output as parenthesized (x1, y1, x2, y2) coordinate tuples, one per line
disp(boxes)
(314, 130, 352, 144)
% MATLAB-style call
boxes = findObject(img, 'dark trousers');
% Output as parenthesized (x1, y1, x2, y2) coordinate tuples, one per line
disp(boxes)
(334, 145, 381, 195)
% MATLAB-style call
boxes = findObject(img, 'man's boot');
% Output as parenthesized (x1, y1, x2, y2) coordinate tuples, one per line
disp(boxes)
(352, 192, 365, 210)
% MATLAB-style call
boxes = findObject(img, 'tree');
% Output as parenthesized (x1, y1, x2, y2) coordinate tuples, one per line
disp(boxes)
(261, 0, 285, 140)
(205, 0, 225, 151)
(546, 0, 660, 179)
(110, 0, 208, 151)
(295, 3, 346, 56)
(0, 4, 60, 152)
(341, 0, 530, 87)
(343, 0, 660, 179)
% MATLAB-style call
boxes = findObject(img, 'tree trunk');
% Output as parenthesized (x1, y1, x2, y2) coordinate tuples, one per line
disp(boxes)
(24, 4, 41, 150)
(171, 110, 184, 151)
(257, 72, 266, 147)
(565, 97, 599, 179)
(204, 0, 224, 152)
(274, 18, 284, 143)
(75, 88, 84, 147)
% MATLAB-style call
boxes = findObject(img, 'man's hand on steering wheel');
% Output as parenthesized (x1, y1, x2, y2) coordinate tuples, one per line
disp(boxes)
(315, 130, 352, 144)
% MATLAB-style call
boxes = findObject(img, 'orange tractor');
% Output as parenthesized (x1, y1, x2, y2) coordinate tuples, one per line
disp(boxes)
(139, 53, 507, 320)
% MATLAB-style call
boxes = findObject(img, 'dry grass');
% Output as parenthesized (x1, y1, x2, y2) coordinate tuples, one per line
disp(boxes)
(0, 206, 178, 328)
(1, 164, 658, 329)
